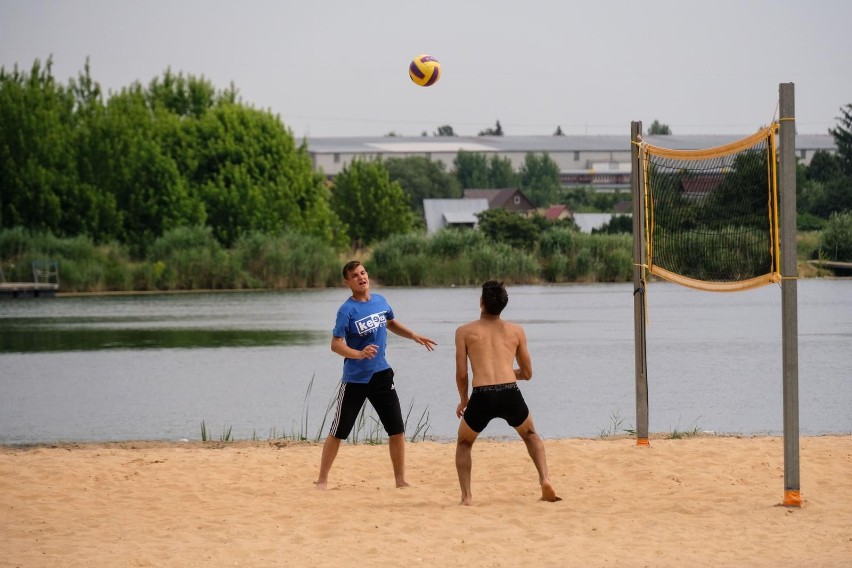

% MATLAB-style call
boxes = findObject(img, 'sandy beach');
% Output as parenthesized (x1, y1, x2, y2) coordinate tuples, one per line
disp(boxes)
(1, 435, 850, 567)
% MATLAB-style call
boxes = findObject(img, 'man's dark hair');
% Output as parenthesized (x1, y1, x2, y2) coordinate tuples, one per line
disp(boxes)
(342, 260, 363, 279)
(481, 280, 508, 315)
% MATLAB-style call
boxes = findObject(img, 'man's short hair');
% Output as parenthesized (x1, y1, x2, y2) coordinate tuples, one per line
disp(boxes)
(481, 280, 508, 315)
(342, 260, 363, 279)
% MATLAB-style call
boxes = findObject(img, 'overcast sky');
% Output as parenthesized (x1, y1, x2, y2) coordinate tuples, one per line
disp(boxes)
(2, 0, 850, 138)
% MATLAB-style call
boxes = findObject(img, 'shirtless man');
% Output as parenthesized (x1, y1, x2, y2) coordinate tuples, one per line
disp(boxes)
(454, 280, 560, 505)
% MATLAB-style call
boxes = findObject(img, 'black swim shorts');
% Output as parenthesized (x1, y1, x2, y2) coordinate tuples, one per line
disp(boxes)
(462, 382, 530, 434)
(329, 368, 404, 439)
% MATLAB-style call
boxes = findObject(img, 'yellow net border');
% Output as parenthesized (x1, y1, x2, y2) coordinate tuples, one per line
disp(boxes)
(640, 124, 781, 293)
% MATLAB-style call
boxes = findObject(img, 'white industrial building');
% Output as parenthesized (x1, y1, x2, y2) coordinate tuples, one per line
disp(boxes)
(306, 134, 836, 191)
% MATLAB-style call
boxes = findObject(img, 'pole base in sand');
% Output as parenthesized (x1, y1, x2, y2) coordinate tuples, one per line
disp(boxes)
(783, 489, 802, 507)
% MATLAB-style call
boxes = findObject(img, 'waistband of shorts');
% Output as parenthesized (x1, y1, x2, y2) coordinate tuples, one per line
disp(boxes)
(472, 382, 519, 393)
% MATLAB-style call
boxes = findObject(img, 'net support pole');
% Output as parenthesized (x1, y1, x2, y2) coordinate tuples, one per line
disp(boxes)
(631, 121, 650, 446)
(779, 82, 802, 507)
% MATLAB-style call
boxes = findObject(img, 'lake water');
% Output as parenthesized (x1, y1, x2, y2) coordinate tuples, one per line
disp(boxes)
(0, 280, 850, 444)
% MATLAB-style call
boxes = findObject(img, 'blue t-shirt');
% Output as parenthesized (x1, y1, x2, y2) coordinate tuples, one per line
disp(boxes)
(333, 293, 395, 383)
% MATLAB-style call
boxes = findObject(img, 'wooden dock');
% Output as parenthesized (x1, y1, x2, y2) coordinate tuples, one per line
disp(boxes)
(0, 260, 60, 298)
(0, 282, 59, 298)
(808, 260, 852, 275)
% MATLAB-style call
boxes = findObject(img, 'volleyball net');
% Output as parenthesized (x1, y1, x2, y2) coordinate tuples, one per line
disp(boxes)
(639, 125, 781, 292)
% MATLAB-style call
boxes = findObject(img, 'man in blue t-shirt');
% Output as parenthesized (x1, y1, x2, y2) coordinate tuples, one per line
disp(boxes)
(315, 260, 437, 490)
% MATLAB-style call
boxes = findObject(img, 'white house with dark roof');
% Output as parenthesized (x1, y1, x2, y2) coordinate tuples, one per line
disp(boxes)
(423, 198, 489, 235)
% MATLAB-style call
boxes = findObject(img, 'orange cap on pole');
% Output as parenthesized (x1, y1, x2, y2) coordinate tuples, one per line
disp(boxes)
(783, 489, 802, 507)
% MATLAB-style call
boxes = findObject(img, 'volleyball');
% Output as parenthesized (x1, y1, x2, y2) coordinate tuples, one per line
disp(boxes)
(409, 54, 441, 87)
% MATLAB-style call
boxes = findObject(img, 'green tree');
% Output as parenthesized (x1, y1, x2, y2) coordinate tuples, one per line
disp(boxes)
(478, 120, 504, 136)
(798, 179, 826, 219)
(383, 156, 461, 216)
(0, 59, 347, 255)
(434, 125, 455, 136)
(67, 59, 121, 242)
(591, 190, 628, 213)
(554, 125, 565, 136)
(820, 210, 852, 261)
(799, 151, 852, 220)
(330, 160, 417, 247)
(454, 150, 490, 189)
(562, 186, 593, 211)
(189, 102, 345, 248)
(0, 58, 79, 234)
(488, 155, 518, 188)
(647, 120, 672, 135)
(820, 176, 852, 218)
(806, 150, 842, 183)
(475, 208, 539, 250)
(81, 84, 203, 253)
(519, 152, 561, 207)
(829, 104, 852, 176)
(145, 68, 218, 118)
(453, 152, 521, 190)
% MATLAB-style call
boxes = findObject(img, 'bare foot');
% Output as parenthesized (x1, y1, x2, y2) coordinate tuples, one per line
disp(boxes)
(459, 496, 472, 506)
(540, 481, 561, 502)
(396, 480, 412, 489)
(315, 480, 328, 490)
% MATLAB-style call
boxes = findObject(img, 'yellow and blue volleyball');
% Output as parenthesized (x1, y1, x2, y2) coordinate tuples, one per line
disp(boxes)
(409, 54, 441, 87)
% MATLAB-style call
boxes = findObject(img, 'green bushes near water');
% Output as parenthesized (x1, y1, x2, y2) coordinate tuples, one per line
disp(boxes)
(820, 211, 852, 262)
(0, 226, 129, 292)
(797, 212, 852, 264)
(236, 231, 341, 288)
(370, 227, 633, 286)
(144, 227, 341, 290)
(537, 228, 632, 283)
(5, 222, 847, 294)
(1, 225, 636, 292)
(0, 226, 341, 292)
(371, 230, 542, 286)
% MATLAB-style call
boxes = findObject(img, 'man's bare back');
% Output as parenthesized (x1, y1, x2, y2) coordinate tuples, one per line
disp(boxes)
(455, 317, 532, 388)
(453, 281, 559, 505)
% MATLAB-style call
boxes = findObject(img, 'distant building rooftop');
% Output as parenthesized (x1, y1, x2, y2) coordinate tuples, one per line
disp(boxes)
(306, 134, 835, 181)
(306, 133, 836, 155)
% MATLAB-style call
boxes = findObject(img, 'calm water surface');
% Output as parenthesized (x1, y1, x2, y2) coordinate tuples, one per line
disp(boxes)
(0, 280, 850, 444)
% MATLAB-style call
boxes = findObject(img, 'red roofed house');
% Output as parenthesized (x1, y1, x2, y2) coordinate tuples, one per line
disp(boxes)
(543, 204, 573, 221)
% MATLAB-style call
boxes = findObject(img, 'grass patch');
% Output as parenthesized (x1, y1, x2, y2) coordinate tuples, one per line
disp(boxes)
(666, 418, 702, 439)
(199, 378, 433, 445)
(200, 420, 233, 442)
(598, 408, 629, 438)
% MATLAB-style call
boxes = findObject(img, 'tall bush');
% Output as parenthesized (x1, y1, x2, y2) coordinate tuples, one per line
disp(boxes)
(821, 211, 852, 261)
(371, 229, 539, 286)
(233, 232, 339, 288)
(146, 226, 236, 290)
